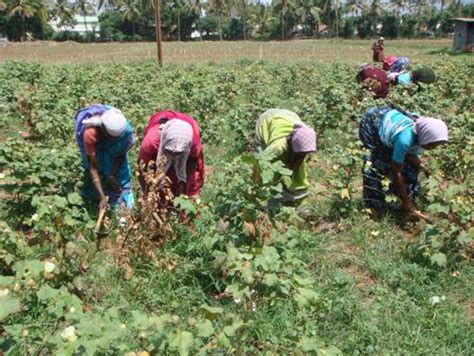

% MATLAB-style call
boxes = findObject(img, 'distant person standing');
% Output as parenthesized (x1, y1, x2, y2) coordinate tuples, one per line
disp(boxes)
(372, 37, 385, 63)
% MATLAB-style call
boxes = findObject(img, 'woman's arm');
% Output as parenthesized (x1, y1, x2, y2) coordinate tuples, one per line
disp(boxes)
(391, 161, 415, 212)
(108, 155, 124, 192)
(288, 153, 306, 172)
(88, 155, 108, 209)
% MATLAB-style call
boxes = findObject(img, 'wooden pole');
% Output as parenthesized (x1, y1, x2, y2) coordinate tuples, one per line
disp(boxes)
(155, 0, 163, 66)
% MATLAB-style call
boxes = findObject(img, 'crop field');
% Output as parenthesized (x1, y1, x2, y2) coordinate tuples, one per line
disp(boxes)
(0, 43, 473, 354)
(0, 38, 456, 65)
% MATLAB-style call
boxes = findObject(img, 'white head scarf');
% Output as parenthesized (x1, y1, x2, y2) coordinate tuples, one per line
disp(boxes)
(101, 109, 127, 137)
(82, 108, 127, 137)
(156, 120, 193, 183)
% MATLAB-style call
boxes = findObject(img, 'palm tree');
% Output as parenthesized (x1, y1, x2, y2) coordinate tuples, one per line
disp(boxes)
(273, 0, 295, 40)
(0, 0, 7, 11)
(189, 0, 204, 39)
(170, 0, 186, 41)
(390, 0, 407, 16)
(409, 0, 429, 15)
(344, 0, 363, 16)
(53, 0, 76, 30)
(7, 0, 36, 41)
(250, 3, 276, 38)
(235, 0, 251, 40)
(295, 0, 321, 36)
(34, 0, 50, 38)
(75, 0, 94, 37)
(122, 0, 140, 38)
(207, 0, 225, 40)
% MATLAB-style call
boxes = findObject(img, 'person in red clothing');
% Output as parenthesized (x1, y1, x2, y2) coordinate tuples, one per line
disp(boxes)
(357, 64, 389, 99)
(371, 37, 385, 62)
(138, 110, 204, 197)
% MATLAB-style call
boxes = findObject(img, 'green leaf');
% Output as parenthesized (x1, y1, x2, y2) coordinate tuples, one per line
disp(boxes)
(168, 330, 194, 356)
(198, 304, 223, 320)
(241, 155, 257, 166)
(297, 336, 342, 355)
(430, 252, 447, 267)
(262, 273, 279, 287)
(195, 319, 214, 338)
(37, 285, 60, 301)
(222, 319, 245, 338)
(0, 294, 22, 321)
(67, 192, 83, 206)
(294, 287, 320, 309)
(173, 196, 196, 215)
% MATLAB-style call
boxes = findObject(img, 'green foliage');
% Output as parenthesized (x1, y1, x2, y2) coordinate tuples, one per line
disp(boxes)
(0, 57, 472, 354)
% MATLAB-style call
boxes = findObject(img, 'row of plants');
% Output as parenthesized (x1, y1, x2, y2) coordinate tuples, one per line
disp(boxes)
(2, 0, 474, 42)
(0, 57, 472, 353)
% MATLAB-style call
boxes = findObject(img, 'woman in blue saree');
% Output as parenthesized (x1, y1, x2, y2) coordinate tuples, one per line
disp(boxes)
(74, 104, 135, 210)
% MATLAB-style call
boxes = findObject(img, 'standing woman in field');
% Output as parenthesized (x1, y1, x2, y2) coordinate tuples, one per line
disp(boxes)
(138, 110, 204, 197)
(74, 104, 136, 210)
(372, 37, 385, 62)
(359, 107, 448, 217)
(255, 109, 317, 203)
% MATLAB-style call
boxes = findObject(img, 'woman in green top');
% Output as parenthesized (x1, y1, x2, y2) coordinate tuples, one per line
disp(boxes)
(255, 109, 317, 203)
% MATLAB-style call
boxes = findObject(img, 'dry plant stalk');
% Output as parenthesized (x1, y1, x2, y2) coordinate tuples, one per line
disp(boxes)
(112, 160, 176, 278)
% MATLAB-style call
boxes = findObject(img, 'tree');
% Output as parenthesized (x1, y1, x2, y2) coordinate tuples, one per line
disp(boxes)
(53, 0, 76, 30)
(75, 0, 94, 37)
(236, 0, 251, 40)
(122, 0, 140, 37)
(344, 0, 363, 16)
(35, 0, 50, 38)
(273, 0, 295, 40)
(7, 0, 36, 40)
(189, 0, 204, 39)
(390, 0, 407, 16)
(207, 0, 225, 40)
(295, 0, 321, 36)
(170, 0, 186, 41)
(250, 3, 276, 39)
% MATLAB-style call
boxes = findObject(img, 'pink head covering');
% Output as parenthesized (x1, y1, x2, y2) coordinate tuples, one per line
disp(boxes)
(415, 117, 448, 146)
(291, 124, 317, 153)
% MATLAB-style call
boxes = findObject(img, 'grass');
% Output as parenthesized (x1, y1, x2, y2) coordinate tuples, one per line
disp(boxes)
(0, 38, 455, 65)
(0, 42, 472, 353)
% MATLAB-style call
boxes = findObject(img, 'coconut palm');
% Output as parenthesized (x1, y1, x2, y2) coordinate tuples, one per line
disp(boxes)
(53, 0, 76, 30)
(235, 0, 251, 40)
(122, 0, 140, 37)
(75, 0, 95, 36)
(390, 0, 408, 16)
(344, 0, 363, 16)
(7, 0, 36, 40)
(189, 0, 204, 39)
(409, 0, 429, 15)
(295, 0, 321, 36)
(273, 0, 295, 40)
(207, 0, 225, 40)
(34, 0, 50, 38)
(250, 3, 276, 37)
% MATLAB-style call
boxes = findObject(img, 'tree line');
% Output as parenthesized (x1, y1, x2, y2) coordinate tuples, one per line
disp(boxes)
(0, 0, 473, 42)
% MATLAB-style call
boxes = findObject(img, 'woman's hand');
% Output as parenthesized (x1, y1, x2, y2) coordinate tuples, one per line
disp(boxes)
(99, 195, 108, 210)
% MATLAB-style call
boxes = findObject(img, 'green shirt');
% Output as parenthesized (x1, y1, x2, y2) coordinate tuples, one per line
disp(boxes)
(256, 109, 309, 194)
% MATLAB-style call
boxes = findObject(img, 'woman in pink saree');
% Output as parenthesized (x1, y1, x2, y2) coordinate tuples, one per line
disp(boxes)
(138, 110, 205, 197)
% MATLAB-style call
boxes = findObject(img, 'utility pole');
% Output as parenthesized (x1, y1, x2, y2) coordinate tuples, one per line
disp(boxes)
(155, 0, 163, 66)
